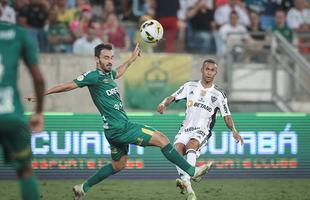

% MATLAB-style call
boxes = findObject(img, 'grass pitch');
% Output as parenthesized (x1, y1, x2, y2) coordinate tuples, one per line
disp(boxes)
(0, 179, 309, 200)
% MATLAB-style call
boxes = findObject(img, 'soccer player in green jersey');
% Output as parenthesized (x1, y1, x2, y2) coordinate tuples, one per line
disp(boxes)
(0, 20, 45, 200)
(26, 43, 212, 200)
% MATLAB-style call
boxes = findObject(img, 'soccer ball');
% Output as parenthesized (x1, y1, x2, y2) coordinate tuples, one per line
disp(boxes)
(140, 19, 164, 44)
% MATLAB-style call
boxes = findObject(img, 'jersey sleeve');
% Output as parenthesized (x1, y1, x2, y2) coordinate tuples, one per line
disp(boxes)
(21, 28, 38, 68)
(171, 83, 187, 101)
(73, 71, 99, 88)
(111, 70, 117, 80)
(218, 97, 231, 117)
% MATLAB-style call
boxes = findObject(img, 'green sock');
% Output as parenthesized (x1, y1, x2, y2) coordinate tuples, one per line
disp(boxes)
(19, 176, 40, 200)
(83, 163, 116, 192)
(161, 143, 195, 176)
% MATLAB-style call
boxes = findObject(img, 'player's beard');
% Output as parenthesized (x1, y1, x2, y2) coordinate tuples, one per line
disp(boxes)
(99, 61, 112, 73)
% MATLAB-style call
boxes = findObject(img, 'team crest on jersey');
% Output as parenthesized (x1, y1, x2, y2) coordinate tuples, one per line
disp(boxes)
(211, 96, 217, 103)
(200, 90, 206, 96)
(77, 75, 84, 81)
(103, 79, 109, 83)
(136, 138, 144, 145)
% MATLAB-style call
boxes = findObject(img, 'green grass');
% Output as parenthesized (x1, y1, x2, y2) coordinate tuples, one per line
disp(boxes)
(0, 179, 309, 200)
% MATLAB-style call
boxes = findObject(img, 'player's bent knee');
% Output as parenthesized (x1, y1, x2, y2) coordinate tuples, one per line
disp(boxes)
(112, 156, 127, 172)
(112, 161, 126, 172)
(155, 131, 170, 147)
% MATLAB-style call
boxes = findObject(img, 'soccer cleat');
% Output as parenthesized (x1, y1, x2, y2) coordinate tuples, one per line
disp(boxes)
(186, 192, 197, 200)
(192, 161, 213, 182)
(73, 184, 85, 200)
(176, 178, 187, 194)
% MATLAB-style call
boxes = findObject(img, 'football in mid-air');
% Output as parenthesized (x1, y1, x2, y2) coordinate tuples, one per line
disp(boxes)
(140, 19, 164, 44)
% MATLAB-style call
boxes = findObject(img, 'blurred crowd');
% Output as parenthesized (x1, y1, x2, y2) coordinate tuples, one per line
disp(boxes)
(0, 0, 309, 55)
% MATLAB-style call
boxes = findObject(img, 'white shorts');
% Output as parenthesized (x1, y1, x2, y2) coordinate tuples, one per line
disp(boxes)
(173, 127, 210, 149)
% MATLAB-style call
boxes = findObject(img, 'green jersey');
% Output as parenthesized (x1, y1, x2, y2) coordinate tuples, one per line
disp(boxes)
(0, 21, 38, 122)
(73, 69, 129, 133)
(272, 25, 293, 42)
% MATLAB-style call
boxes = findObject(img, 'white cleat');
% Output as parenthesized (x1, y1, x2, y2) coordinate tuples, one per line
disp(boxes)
(176, 178, 188, 194)
(73, 184, 85, 200)
(186, 192, 197, 200)
(192, 161, 213, 182)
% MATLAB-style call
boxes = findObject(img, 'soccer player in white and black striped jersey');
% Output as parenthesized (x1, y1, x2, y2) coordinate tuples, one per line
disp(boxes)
(157, 59, 244, 200)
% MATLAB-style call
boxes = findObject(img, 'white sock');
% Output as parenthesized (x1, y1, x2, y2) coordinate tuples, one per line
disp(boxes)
(176, 166, 187, 179)
(184, 149, 197, 193)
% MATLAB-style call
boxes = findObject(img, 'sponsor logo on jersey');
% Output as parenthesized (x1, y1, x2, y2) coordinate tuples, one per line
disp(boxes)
(187, 100, 193, 107)
(184, 127, 200, 132)
(211, 96, 217, 103)
(193, 102, 212, 112)
(106, 87, 118, 96)
(136, 138, 144, 145)
(0, 30, 15, 40)
(196, 130, 206, 136)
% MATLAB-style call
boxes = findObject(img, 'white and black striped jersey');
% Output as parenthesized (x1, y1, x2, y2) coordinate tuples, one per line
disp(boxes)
(171, 80, 231, 133)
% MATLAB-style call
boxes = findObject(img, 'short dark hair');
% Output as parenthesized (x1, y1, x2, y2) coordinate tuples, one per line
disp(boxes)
(94, 43, 113, 57)
(203, 59, 217, 66)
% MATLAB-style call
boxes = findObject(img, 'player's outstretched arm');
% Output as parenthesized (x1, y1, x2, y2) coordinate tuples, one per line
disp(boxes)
(115, 43, 141, 79)
(157, 96, 175, 114)
(224, 115, 244, 145)
(25, 81, 78, 102)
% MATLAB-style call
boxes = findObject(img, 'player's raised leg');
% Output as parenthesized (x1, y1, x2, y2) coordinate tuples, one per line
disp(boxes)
(73, 147, 128, 199)
(147, 131, 211, 180)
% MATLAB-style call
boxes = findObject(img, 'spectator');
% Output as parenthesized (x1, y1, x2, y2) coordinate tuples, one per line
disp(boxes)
(69, 7, 92, 38)
(287, 0, 310, 32)
(287, 0, 310, 53)
(215, 0, 228, 8)
(215, 0, 250, 27)
(272, 9, 293, 42)
(56, 0, 76, 26)
(98, 0, 115, 22)
(247, 10, 265, 40)
(277, 0, 294, 12)
(219, 11, 248, 53)
(14, 0, 30, 11)
(74, 0, 91, 19)
(46, 8, 73, 52)
(73, 25, 102, 55)
(0, 0, 15, 24)
(187, 0, 215, 53)
(155, 0, 179, 52)
(103, 14, 130, 52)
(177, 0, 197, 53)
(120, 0, 139, 50)
(18, 0, 49, 51)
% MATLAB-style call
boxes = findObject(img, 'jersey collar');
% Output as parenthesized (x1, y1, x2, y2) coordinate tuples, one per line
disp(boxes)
(199, 80, 214, 90)
(97, 68, 112, 75)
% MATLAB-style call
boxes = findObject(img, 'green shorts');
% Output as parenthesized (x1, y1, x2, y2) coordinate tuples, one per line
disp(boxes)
(0, 120, 32, 170)
(106, 121, 157, 161)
